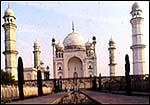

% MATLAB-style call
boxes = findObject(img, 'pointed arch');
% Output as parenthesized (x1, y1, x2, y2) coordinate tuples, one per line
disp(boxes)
(68, 56, 83, 78)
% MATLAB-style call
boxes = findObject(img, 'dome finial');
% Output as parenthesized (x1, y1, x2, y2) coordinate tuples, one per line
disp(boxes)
(8, 3, 10, 8)
(72, 21, 74, 32)
(110, 35, 113, 42)
(34, 39, 40, 47)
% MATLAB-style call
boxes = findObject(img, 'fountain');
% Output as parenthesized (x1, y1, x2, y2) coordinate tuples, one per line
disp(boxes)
(57, 91, 100, 104)
(50, 78, 101, 104)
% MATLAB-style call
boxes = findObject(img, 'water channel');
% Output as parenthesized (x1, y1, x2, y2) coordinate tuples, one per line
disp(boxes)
(57, 91, 100, 104)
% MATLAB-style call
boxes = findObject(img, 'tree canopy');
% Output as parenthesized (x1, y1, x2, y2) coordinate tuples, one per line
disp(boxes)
(1, 69, 16, 85)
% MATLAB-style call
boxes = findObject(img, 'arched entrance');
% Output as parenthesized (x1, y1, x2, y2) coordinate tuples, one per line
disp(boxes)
(68, 57, 83, 78)
(73, 72, 78, 78)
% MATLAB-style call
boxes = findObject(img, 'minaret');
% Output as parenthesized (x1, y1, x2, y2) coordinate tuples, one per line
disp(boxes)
(108, 37, 117, 76)
(33, 40, 41, 69)
(92, 36, 97, 76)
(51, 37, 56, 78)
(2, 5, 18, 80)
(72, 21, 75, 32)
(92, 36, 96, 55)
(130, 2, 146, 75)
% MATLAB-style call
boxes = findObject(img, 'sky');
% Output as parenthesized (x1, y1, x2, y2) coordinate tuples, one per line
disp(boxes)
(1, 1, 149, 78)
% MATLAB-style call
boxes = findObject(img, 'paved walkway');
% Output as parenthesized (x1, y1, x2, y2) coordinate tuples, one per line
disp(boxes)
(8, 92, 67, 104)
(8, 90, 149, 104)
(81, 90, 149, 104)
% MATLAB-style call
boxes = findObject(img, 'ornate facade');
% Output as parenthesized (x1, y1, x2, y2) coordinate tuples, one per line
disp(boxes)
(52, 23, 97, 78)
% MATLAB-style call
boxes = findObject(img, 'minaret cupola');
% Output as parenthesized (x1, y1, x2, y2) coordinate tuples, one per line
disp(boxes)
(3, 4, 16, 24)
(130, 2, 142, 18)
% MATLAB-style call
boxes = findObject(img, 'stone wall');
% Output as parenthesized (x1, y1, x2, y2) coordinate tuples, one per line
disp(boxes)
(1, 85, 52, 99)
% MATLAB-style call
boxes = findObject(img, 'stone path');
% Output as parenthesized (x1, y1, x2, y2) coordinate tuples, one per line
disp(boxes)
(81, 90, 149, 104)
(8, 92, 67, 104)
(8, 90, 149, 104)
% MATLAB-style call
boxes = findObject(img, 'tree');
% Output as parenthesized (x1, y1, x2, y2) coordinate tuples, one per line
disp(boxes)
(37, 69, 43, 96)
(17, 57, 24, 100)
(92, 76, 97, 91)
(125, 54, 131, 95)
(59, 76, 62, 91)
(53, 78, 58, 92)
(98, 73, 102, 91)
(1, 69, 15, 85)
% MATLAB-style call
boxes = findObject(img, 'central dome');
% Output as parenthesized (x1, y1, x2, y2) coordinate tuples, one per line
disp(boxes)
(63, 32, 85, 50)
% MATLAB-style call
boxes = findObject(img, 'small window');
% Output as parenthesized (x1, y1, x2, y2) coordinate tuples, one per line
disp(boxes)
(90, 74, 92, 77)
(59, 76, 62, 79)
(7, 18, 9, 22)
(59, 67, 62, 70)
(134, 13, 136, 16)
(89, 51, 90, 54)
(89, 65, 92, 69)
(59, 53, 60, 58)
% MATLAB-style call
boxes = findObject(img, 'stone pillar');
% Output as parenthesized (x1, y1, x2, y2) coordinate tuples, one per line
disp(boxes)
(108, 37, 117, 76)
(130, 2, 146, 75)
(2, 6, 18, 80)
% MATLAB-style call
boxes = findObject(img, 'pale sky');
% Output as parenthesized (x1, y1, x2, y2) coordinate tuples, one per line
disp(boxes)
(1, 1, 149, 77)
